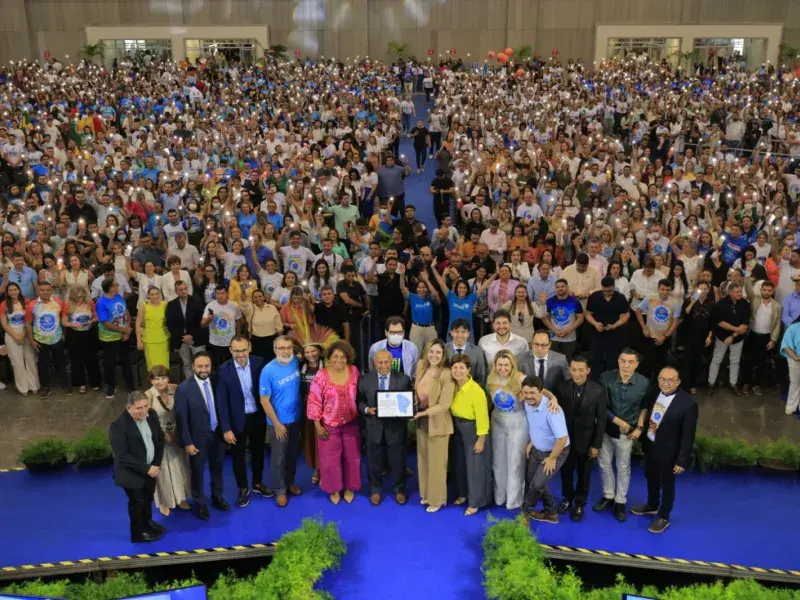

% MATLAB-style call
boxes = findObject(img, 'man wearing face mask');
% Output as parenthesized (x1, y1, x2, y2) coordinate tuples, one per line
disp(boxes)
(368, 316, 419, 378)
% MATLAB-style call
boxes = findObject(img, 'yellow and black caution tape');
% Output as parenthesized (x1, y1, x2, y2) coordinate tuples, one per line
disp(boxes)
(538, 543, 800, 581)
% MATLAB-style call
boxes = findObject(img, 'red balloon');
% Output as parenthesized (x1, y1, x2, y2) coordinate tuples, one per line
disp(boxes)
(505, 47, 514, 56)
(487, 50, 496, 59)
(497, 53, 508, 64)
(515, 68, 524, 77)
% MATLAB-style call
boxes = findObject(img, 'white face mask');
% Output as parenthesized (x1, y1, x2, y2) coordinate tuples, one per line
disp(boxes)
(387, 333, 404, 347)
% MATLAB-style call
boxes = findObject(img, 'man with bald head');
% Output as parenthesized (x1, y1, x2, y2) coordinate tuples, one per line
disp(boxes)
(357, 350, 413, 506)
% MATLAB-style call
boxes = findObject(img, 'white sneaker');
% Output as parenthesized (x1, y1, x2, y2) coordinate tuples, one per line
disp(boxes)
(0, 381, 6, 390)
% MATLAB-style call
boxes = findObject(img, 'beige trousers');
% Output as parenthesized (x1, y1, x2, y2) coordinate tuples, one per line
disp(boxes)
(6, 337, 39, 394)
(410, 324, 437, 356)
(417, 428, 450, 507)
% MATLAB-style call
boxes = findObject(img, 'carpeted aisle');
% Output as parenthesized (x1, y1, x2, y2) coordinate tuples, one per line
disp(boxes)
(0, 455, 798, 599)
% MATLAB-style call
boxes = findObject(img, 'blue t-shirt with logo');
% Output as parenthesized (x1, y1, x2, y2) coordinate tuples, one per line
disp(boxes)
(259, 357, 301, 425)
(388, 344, 403, 373)
(721, 234, 747, 266)
(447, 291, 477, 329)
(545, 295, 584, 342)
(409, 293, 434, 325)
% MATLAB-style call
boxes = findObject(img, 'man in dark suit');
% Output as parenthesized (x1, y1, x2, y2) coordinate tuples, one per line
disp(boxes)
(518, 330, 571, 390)
(357, 349, 413, 506)
(555, 357, 607, 522)
(174, 351, 229, 520)
(166, 280, 207, 380)
(109, 391, 166, 542)
(217, 335, 272, 509)
(445, 319, 487, 387)
(630, 365, 698, 533)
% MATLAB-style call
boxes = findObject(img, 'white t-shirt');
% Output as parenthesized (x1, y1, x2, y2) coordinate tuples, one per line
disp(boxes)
(203, 300, 242, 347)
(280, 245, 316, 278)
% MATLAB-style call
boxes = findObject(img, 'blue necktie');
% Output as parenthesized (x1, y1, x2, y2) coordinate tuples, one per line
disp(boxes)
(204, 380, 217, 431)
(537, 359, 545, 381)
(380, 375, 388, 391)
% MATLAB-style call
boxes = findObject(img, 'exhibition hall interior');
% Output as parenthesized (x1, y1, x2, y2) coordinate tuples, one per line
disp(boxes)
(0, 0, 799, 598)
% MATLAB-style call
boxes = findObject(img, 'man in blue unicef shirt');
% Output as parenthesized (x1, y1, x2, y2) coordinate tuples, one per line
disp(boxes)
(259, 335, 303, 508)
(358, 349, 413, 506)
(720, 222, 747, 266)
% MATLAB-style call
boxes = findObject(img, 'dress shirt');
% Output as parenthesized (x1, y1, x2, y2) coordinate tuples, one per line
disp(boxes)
(780, 322, 800, 358)
(561, 264, 601, 308)
(524, 397, 570, 452)
(527, 273, 557, 302)
(196, 375, 218, 430)
(533, 354, 548, 380)
(752, 301, 773, 335)
(629, 269, 661, 306)
(600, 369, 649, 436)
(587, 254, 608, 278)
(245, 302, 283, 337)
(135, 417, 155, 464)
(236, 360, 258, 414)
(782, 291, 800, 328)
(478, 332, 530, 364)
(711, 296, 751, 342)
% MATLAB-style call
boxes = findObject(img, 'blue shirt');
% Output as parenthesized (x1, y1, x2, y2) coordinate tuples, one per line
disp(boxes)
(245, 245, 275, 275)
(8, 266, 37, 299)
(782, 291, 800, 328)
(721, 234, 747, 265)
(235, 360, 258, 414)
(524, 397, 570, 452)
(781, 322, 800, 358)
(447, 291, 477, 327)
(388, 344, 403, 373)
(409, 293, 434, 325)
(259, 357, 301, 425)
(527, 273, 557, 302)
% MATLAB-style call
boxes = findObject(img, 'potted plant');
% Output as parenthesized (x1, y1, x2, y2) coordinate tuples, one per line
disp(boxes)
(18, 437, 70, 473)
(691, 432, 714, 474)
(388, 42, 410, 61)
(71, 428, 113, 470)
(713, 437, 759, 469)
(757, 438, 800, 471)
(78, 43, 106, 65)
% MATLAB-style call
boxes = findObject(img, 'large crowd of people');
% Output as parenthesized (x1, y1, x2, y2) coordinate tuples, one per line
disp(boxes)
(1, 48, 799, 542)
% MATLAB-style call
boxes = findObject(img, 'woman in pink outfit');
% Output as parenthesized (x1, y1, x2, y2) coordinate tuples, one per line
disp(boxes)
(307, 340, 362, 504)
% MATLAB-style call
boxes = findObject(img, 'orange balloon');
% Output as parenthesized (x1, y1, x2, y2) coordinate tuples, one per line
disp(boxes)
(515, 68, 524, 77)
(505, 47, 514, 56)
(497, 53, 508, 64)
(487, 50, 496, 59)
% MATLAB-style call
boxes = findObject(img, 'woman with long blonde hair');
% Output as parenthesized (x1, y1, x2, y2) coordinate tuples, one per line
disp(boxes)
(486, 350, 528, 510)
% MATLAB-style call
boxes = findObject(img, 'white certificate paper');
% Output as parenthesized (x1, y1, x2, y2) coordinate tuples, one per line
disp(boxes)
(376, 391, 414, 418)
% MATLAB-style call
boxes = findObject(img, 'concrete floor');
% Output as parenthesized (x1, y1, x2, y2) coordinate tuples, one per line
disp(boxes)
(0, 386, 797, 470)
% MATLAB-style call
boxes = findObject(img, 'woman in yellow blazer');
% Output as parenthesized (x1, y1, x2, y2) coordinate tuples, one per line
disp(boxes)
(413, 339, 455, 514)
(449, 353, 492, 516)
(228, 264, 258, 304)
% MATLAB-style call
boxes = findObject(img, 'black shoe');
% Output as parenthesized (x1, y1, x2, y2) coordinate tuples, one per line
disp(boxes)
(630, 503, 659, 516)
(570, 504, 584, 522)
(105, 387, 116, 399)
(252, 484, 275, 498)
(193, 504, 210, 520)
(237, 489, 250, 508)
(148, 520, 165, 533)
(39, 387, 51, 399)
(132, 530, 162, 542)
(614, 502, 627, 522)
(556, 498, 571, 514)
(648, 517, 670, 533)
(212, 496, 230, 511)
(592, 497, 614, 512)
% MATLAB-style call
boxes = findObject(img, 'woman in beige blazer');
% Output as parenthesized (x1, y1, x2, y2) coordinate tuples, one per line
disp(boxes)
(413, 339, 455, 513)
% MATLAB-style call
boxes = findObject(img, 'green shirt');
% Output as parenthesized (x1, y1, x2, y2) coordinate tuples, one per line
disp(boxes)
(600, 370, 650, 438)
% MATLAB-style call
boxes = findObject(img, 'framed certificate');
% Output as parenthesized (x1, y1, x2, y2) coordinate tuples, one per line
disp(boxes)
(376, 391, 415, 418)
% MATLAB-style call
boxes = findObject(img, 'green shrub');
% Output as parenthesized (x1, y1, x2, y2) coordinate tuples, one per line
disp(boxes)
(757, 437, 800, 469)
(712, 437, 759, 467)
(71, 428, 113, 465)
(3, 519, 344, 600)
(482, 518, 800, 600)
(18, 437, 69, 466)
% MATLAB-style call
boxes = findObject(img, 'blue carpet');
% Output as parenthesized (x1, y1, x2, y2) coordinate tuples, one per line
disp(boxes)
(398, 94, 439, 233)
(0, 455, 798, 600)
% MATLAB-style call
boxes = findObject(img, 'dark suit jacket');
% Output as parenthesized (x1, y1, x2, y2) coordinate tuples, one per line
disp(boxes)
(216, 356, 266, 435)
(556, 379, 606, 453)
(166, 295, 208, 350)
(109, 409, 165, 489)
(175, 374, 221, 448)
(641, 388, 698, 469)
(357, 370, 412, 445)
(518, 350, 571, 391)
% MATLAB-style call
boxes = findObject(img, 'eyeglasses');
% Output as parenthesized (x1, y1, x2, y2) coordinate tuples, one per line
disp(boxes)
(532, 342, 550, 348)
(231, 348, 249, 354)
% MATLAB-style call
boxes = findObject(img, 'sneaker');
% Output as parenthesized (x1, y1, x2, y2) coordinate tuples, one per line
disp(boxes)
(62, 387, 72, 396)
(630, 503, 659, 516)
(732, 385, 743, 397)
(105, 387, 116, 399)
(614, 502, 627, 522)
(39, 387, 51, 399)
(556, 498, 571, 514)
(752, 385, 763, 396)
(529, 511, 558, 524)
(648, 517, 670, 534)
(236, 488, 250, 508)
(0, 381, 6, 390)
(592, 497, 614, 512)
(252, 484, 275, 498)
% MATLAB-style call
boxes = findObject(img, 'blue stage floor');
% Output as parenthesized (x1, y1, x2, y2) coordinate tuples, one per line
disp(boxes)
(0, 455, 798, 600)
